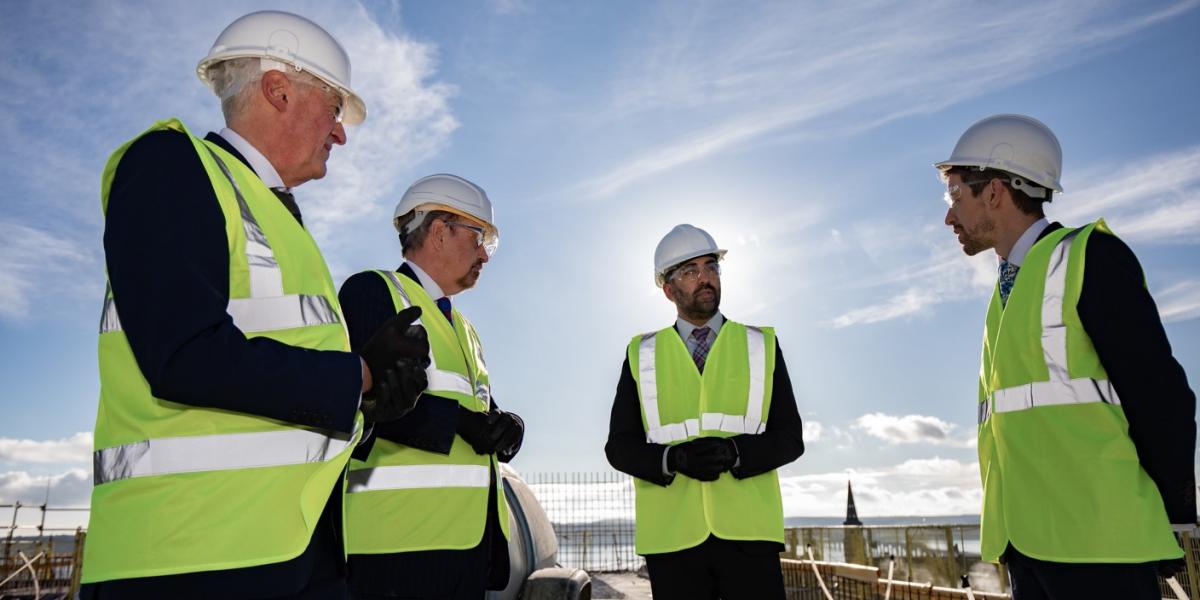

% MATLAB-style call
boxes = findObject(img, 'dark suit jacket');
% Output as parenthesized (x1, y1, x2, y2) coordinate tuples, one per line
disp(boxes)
(1040, 223, 1197, 523)
(604, 322, 805, 552)
(84, 130, 358, 598)
(337, 264, 513, 592)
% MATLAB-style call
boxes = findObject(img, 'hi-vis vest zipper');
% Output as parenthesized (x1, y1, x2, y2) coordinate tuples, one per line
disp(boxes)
(977, 219, 1181, 563)
(85, 119, 362, 583)
(628, 320, 785, 555)
(344, 270, 510, 553)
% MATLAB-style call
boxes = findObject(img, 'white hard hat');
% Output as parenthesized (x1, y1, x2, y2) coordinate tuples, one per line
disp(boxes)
(935, 114, 1063, 197)
(654, 224, 726, 287)
(197, 10, 366, 126)
(393, 174, 499, 256)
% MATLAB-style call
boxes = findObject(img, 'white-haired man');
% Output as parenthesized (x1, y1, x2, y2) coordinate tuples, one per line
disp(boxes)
(83, 11, 428, 599)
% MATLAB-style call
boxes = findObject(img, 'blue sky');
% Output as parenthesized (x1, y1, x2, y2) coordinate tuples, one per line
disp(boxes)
(1, 0, 1198, 526)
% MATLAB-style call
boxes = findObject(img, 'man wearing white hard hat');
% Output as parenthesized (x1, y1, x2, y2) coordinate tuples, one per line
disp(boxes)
(605, 224, 804, 599)
(937, 114, 1196, 598)
(337, 174, 522, 598)
(82, 11, 431, 599)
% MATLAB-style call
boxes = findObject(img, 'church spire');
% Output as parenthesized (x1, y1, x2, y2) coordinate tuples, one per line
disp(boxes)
(844, 480, 863, 526)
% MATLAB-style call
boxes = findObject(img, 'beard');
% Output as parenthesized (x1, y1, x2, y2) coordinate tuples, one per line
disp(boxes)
(676, 283, 721, 321)
(456, 260, 484, 290)
(957, 215, 997, 256)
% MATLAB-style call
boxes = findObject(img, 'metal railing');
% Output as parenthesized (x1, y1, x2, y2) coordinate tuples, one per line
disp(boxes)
(525, 472, 642, 572)
(1, 501, 88, 599)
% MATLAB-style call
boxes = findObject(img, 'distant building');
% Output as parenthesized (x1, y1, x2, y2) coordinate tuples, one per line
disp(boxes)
(843, 480, 863, 526)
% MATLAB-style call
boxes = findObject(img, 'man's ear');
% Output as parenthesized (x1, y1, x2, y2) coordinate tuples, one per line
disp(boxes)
(986, 179, 1007, 210)
(261, 70, 291, 113)
(663, 282, 676, 302)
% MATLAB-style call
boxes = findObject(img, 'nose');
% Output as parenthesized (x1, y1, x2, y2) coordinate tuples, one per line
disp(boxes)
(332, 122, 347, 146)
(944, 206, 955, 227)
(477, 243, 490, 263)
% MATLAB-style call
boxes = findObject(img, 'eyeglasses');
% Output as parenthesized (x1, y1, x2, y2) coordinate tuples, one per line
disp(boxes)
(299, 81, 345, 124)
(943, 178, 1006, 206)
(670, 262, 721, 283)
(445, 221, 499, 257)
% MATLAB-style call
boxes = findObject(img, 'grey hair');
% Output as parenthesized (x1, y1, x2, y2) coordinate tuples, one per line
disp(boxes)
(206, 58, 326, 124)
(397, 210, 456, 255)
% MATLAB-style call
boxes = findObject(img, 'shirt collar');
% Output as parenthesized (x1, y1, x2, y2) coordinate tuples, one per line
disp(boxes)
(676, 312, 724, 341)
(1004, 217, 1050, 267)
(403, 261, 447, 300)
(219, 127, 286, 190)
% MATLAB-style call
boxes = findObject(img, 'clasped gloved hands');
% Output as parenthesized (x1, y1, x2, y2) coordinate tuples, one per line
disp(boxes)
(359, 306, 431, 423)
(457, 406, 524, 456)
(667, 437, 738, 481)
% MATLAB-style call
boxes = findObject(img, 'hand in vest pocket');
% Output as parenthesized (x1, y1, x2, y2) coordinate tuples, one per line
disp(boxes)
(360, 306, 432, 422)
(668, 438, 738, 481)
(458, 407, 524, 456)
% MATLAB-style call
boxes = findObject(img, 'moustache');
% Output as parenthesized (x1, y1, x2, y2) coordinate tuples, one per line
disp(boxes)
(694, 284, 716, 298)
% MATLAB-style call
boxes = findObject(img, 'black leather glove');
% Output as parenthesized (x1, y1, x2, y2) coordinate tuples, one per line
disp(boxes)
(359, 307, 431, 423)
(361, 358, 427, 422)
(667, 438, 738, 481)
(490, 410, 524, 458)
(457, 407, 494, 454)
(456, 407, 524, 455)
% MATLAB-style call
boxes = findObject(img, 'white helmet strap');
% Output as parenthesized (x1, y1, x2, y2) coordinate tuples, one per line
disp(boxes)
(1010, 176, 1048, 199)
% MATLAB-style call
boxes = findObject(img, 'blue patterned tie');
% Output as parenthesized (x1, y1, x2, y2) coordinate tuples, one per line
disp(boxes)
(436, 297, 453, 324)
(998, 259, 1019, 306)
(691, 327, 712, 372)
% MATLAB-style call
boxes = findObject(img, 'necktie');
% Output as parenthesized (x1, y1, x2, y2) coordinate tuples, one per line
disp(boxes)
(436, 297, 453, 324)
(998, 259, 1020, 306)
(691, 326, 712, 372)
(270, 188, 304, 226)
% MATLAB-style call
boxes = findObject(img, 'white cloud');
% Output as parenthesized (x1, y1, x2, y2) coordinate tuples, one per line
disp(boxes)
(853, 413, 973, 448)
(802, 420, 823, 443)
(0, 469, 92, 531)
(0, 222, 92, 322)
(1055, 145, 1200, 244)
(829, 143, 1200, 328)
(1157, 280, 1200, 323)
(579, 0, 1196, 197)
(0, 432, 92, 465)
(781, 457, 981, 517)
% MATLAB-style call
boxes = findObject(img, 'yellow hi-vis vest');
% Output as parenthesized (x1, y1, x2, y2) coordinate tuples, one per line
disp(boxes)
(84, 119, 362, 583)
(344, 270, 510, 553)
(628, 321, 784, 555)
(977, 219, 1182, 563)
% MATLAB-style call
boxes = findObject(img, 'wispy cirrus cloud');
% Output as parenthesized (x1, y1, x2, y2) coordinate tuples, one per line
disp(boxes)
(828, 144, 1200, 328)
(1157, 280, 1200, 323)
(0, 222, 92, 323)
(577, 0, 1197, 198)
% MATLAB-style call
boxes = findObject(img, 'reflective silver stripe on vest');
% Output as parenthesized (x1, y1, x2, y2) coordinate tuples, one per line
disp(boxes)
(988, 229, 1121, 418)
(346, 464, 490, 492)
(993, 378, 1120, 414)
(206, 148, 283, 298)
(99, 283, 121, 334)
(227, 294, 340, 333)
(381, 271, 478, 398)
(638, 327, 770, 444)
(93, 427, 356, 485)
(99, 148, 338, 334)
